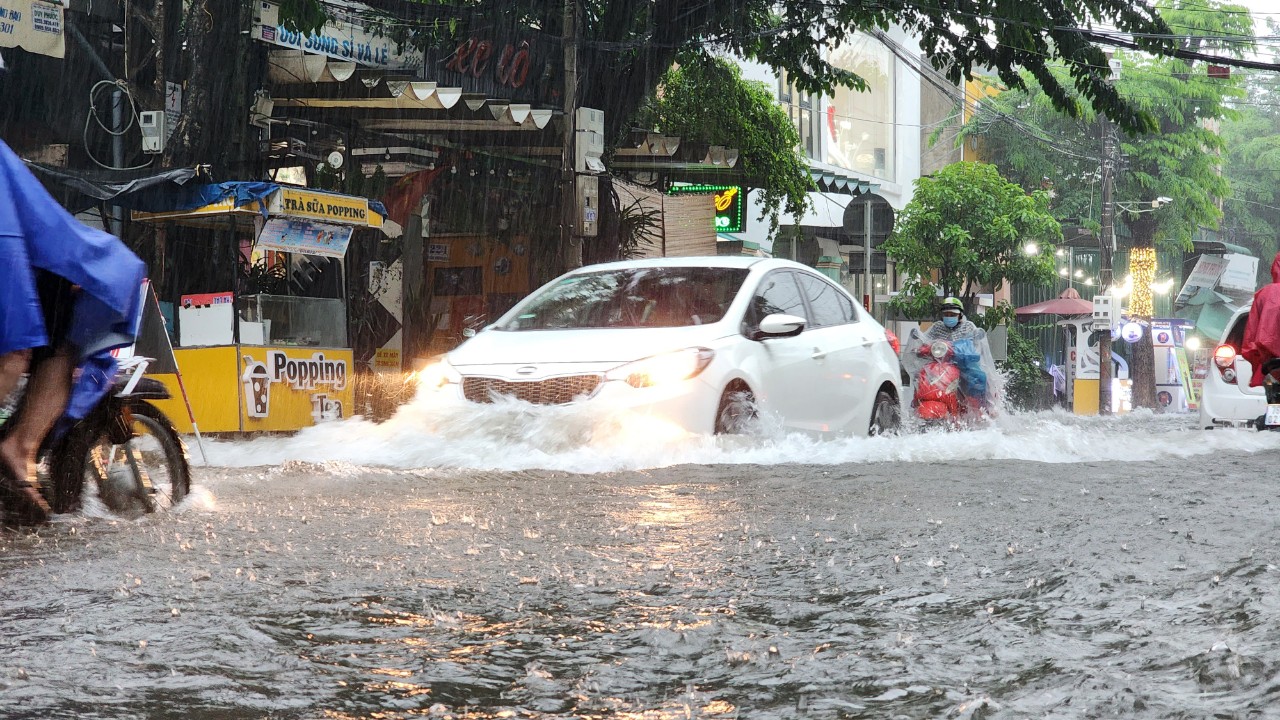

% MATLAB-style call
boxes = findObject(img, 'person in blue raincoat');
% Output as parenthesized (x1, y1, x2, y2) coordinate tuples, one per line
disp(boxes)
(0, 139, 146, 521)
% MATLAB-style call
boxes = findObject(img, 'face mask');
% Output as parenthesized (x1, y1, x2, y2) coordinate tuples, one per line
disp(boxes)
(942, 316, 959, 329)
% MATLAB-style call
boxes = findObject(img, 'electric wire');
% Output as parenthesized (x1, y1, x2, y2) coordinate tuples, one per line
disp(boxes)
(83, 80, 154, 171)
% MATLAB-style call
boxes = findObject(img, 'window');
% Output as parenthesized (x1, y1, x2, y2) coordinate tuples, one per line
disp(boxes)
(796, 272, 855, 327)
(498, 267, 748, 331)
(779, 71, 822, 160)
(745, 271, 807, 331)
(826, 33, 897, 181)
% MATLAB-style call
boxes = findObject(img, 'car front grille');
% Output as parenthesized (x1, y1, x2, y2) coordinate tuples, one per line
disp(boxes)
(462, 374, 603, 405)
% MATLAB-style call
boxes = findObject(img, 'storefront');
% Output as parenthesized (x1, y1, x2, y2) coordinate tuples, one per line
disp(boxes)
(132, 183, 396, 432)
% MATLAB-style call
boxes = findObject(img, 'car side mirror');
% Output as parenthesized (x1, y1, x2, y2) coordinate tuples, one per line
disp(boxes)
(754, 313, 806, 340)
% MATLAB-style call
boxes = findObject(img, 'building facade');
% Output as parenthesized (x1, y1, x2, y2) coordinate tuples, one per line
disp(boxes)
(721, 27, 925, 321)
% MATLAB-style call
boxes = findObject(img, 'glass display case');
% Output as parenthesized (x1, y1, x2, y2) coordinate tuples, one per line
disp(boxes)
(237, 294, 347, 348)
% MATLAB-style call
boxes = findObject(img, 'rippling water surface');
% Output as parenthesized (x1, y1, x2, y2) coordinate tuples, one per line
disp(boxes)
(2, 395, 1279, 719)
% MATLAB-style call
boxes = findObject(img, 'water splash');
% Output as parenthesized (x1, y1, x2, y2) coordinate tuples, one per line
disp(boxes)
(197, 389, 1274, 472)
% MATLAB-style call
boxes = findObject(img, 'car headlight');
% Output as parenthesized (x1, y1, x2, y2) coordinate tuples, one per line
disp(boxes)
(606, 347, 715, 388)
(411, 358, 462, 390)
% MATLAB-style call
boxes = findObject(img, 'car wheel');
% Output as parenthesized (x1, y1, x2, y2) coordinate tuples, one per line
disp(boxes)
(715, 386, 757, 434)
(869, 389, 900, 436)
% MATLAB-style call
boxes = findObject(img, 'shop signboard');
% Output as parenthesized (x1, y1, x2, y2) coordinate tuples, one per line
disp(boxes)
(668, 184, 746, 233)
(0, 0, 65, 59)
(240, 347, 354, 431)
(1219, 253, 1259, 294)
(1152, 318, 1197, 412)
(424, 28, 561, 105)
(256, 217, 354, 258)
(271, 187, 382, 228)
(252, 0, 423, 71)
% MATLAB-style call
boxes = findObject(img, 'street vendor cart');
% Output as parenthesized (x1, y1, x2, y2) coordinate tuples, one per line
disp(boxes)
(132, 182, 396, 432)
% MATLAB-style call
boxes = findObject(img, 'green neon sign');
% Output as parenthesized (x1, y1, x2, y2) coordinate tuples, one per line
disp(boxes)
(667, 184, 746, 234)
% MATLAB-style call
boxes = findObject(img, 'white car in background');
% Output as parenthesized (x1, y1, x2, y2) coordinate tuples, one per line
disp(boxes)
(1201, 303, 1267, 428)
(418, 257, 904, 436)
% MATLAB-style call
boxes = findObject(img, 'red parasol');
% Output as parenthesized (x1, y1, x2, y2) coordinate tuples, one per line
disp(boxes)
(1015, 287, 1096, 316)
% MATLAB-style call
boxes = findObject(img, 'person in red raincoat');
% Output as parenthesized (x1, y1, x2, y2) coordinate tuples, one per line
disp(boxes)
(1242, 252, 1280, 387)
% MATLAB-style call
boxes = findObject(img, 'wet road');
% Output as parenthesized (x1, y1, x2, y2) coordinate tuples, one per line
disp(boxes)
(3, 412, 1280, 719)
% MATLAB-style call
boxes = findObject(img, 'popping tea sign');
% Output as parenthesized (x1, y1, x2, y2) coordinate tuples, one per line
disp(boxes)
(257, 217, 353, 259)
(241, 348, 353, 428)
(274, 188, 376, 225)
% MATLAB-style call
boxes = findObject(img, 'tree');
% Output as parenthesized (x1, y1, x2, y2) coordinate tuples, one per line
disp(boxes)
(310, 0, 1189, 145)
(1219, 72, 1280, 280)
(633, 54, 812, 219)
(882, 161, 1060, 319)
(960, 0, 1250, 408)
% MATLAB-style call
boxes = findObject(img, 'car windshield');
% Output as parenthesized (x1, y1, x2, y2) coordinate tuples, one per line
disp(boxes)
(497, 267, 749, 330)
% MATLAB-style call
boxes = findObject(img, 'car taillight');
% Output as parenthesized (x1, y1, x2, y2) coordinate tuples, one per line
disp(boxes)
(1214, 345, 1236, 369)
(885, 329, 900, 354)
(1214, 345, 1238, 384)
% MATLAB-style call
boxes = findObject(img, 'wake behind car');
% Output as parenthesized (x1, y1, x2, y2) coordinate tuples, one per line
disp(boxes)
(417, 257, 903, 436)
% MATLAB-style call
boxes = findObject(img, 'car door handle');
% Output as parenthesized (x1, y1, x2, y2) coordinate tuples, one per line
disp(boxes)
(812, 347, 827, 360)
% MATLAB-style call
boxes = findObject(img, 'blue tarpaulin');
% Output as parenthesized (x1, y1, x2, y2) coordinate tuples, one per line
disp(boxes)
(0, 140, 146, 429)
(133, 181, 388, 222)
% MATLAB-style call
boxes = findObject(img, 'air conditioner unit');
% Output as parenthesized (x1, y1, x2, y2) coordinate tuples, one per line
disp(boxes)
(139, 111, 167, 154)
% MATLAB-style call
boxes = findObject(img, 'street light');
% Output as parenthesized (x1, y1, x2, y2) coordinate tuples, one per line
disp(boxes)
(1024, 241, 1039, 256)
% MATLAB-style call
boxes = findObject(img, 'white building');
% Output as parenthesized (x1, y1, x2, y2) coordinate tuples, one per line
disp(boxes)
(724, 27, 926, 317)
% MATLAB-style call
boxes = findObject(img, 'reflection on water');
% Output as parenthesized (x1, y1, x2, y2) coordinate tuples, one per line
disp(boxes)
(3, 407, 1279, 718)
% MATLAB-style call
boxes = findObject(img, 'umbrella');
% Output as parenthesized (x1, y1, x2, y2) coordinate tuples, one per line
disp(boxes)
(1015, 287, 1095, 317)
(1173, 285, 1237, 341)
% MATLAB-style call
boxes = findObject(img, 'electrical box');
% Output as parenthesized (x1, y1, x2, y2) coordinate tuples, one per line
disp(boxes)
(139, 111, 167, 154)
(574, 107, 604, 174)
(575, 174, 599, 237)
(1093, 294, 1113, 324)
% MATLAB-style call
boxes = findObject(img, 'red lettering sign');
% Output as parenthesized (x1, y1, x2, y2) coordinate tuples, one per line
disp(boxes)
(446, 37, 534, 89)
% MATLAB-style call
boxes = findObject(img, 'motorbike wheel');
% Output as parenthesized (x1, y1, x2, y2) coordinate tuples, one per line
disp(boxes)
(869, 390, 901, 436)
(50, 401, 191, 515)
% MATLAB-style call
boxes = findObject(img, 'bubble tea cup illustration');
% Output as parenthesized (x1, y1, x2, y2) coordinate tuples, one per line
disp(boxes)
(242, 357, 272, 418)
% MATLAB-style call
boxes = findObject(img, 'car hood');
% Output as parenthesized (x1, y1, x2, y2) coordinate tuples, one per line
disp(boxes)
(448, 326, 732, 367)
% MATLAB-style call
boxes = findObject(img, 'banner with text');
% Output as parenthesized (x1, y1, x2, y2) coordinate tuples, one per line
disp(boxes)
(252, 0, 422, 71)
(0, 0, 64, 59)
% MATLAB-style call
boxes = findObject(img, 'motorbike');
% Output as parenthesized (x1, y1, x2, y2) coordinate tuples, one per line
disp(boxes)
(901, 329, 1000, 429)
(0, 355, 190, 521)
(912, 339, 965, 424)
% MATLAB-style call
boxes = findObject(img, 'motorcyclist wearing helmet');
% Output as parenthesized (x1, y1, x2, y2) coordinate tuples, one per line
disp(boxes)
(925, 296, 981, 342)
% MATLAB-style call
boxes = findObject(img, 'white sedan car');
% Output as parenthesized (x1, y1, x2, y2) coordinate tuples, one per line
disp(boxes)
(418, 257, 903, 436)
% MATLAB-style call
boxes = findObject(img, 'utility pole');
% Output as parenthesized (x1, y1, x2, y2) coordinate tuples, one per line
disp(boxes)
(560, 0, 582, 270)
(1098, 120, 1115, 416)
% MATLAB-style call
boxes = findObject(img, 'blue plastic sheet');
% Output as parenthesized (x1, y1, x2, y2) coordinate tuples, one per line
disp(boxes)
(951, 338, 988, 398)
(1, 140, 146, 430)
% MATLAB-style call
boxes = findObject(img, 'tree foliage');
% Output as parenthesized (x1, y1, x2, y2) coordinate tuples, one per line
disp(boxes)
(283, 0, 1187, 145)
(634, 54, 812, 218)
(1219, 69, 1280, 280)
(883, 161, 1060, 320)
(957, 0, 1251, 409)
(961, 0, 1249, 254)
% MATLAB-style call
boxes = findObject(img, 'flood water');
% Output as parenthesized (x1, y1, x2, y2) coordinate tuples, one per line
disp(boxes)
(3, 398, 1279, 719)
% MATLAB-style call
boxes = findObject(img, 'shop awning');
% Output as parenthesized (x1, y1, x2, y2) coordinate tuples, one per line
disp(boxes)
(807, 160, 879, 195)
(131, 182, 397, 236)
